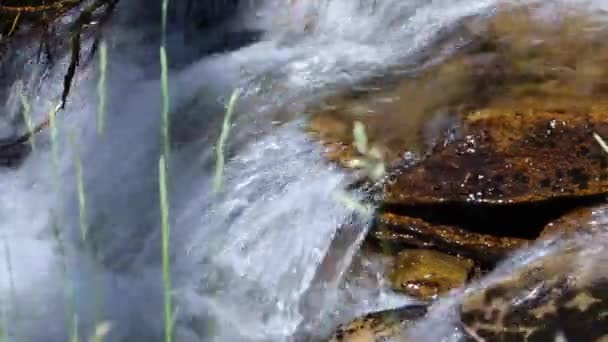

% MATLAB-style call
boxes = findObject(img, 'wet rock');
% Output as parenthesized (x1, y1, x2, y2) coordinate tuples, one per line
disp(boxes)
(326, 6, 608, 342)
(328, 305, 427, 342)
(0, 139, 31, 168)
(389, 249, 474, 299)
(371, 212, 527, 266)
(308, 3, 608, 186)
(385, 104, 608, 205)
(375, 102, 608, 267)
(459, 236, 608, 341)
(539, 204, 608, 239)
(336, 220, 608, 342)
(305, 52, 505, 171)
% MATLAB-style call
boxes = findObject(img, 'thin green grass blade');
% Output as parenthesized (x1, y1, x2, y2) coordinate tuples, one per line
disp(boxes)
(160, 2, 173, 340)
(90, 322, 112, 342)
(0, 242, 10, 342)
(160, 0, 170, 158)
(69, 132, 88, 242)
(70, 314, 79, 342)
(49, 103, 61, 178)
(91, 272, 105, 342)
(0, 301, 7, 342)
(353, 121, 368, 154)
(97, 41, 108, 136)
(2, 236, 21, 342)
(19, 93, 36, 151)
(594, 132, 608, 154)
(50, 218, 79, 342)
(47, 102, 81, 342)
(213, 89, 240, 194)
(161, 0, 168, 47)
(160, 46, 170, 159)
(159, 156, 173, 342)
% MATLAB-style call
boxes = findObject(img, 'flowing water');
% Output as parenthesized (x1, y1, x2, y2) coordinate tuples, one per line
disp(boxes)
(1, 0, 608, 341)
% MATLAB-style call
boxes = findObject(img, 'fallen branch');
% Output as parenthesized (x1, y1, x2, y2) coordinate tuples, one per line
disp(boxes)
(0, 1, 78, 13)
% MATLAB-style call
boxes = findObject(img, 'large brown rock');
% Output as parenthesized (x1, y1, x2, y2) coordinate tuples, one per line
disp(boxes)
(385, 103, 608, 205)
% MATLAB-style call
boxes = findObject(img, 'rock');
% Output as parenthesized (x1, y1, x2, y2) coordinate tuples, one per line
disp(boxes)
(389, 249, 474, 299)
(328, 305, 427, 342)
(371, 212, 528, 266)
(385, 103, 608, 205)
(459, 235, 608, 341)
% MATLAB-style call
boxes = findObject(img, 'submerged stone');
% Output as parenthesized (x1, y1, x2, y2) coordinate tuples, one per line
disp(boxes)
(389, 249, 474, 299)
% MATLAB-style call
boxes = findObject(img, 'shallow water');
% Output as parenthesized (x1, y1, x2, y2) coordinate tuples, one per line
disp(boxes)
(1, 0, 608, 341)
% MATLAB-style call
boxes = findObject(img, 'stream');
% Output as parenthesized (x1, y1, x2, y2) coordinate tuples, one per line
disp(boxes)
(1, 0, 608, 341)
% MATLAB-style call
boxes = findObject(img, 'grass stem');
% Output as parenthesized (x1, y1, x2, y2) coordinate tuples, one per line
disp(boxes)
(48, 103, 80, 342)
(160, 47, 170, 159)
(159, 156, 173, 342)
(2, 236, 21, 342)
(19, 93, 36, 151)
(97, 41, 108, 136)
(160, 2, 173, 339)
(213, 89, 240, 193)
(0, 300, 7, 342)
(594, 132, 608, 154)
(161, 0, 168, 47)
(69, 132, 88, 242)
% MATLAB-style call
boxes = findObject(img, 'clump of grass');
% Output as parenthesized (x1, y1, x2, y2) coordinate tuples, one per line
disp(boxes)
(213, 89, 240, 194)
(97, 41, 108, 136)
(158, 156, 173, 342)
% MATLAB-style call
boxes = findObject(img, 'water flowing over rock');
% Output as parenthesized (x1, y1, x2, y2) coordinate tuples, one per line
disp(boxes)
(2, 0, 608, 341)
